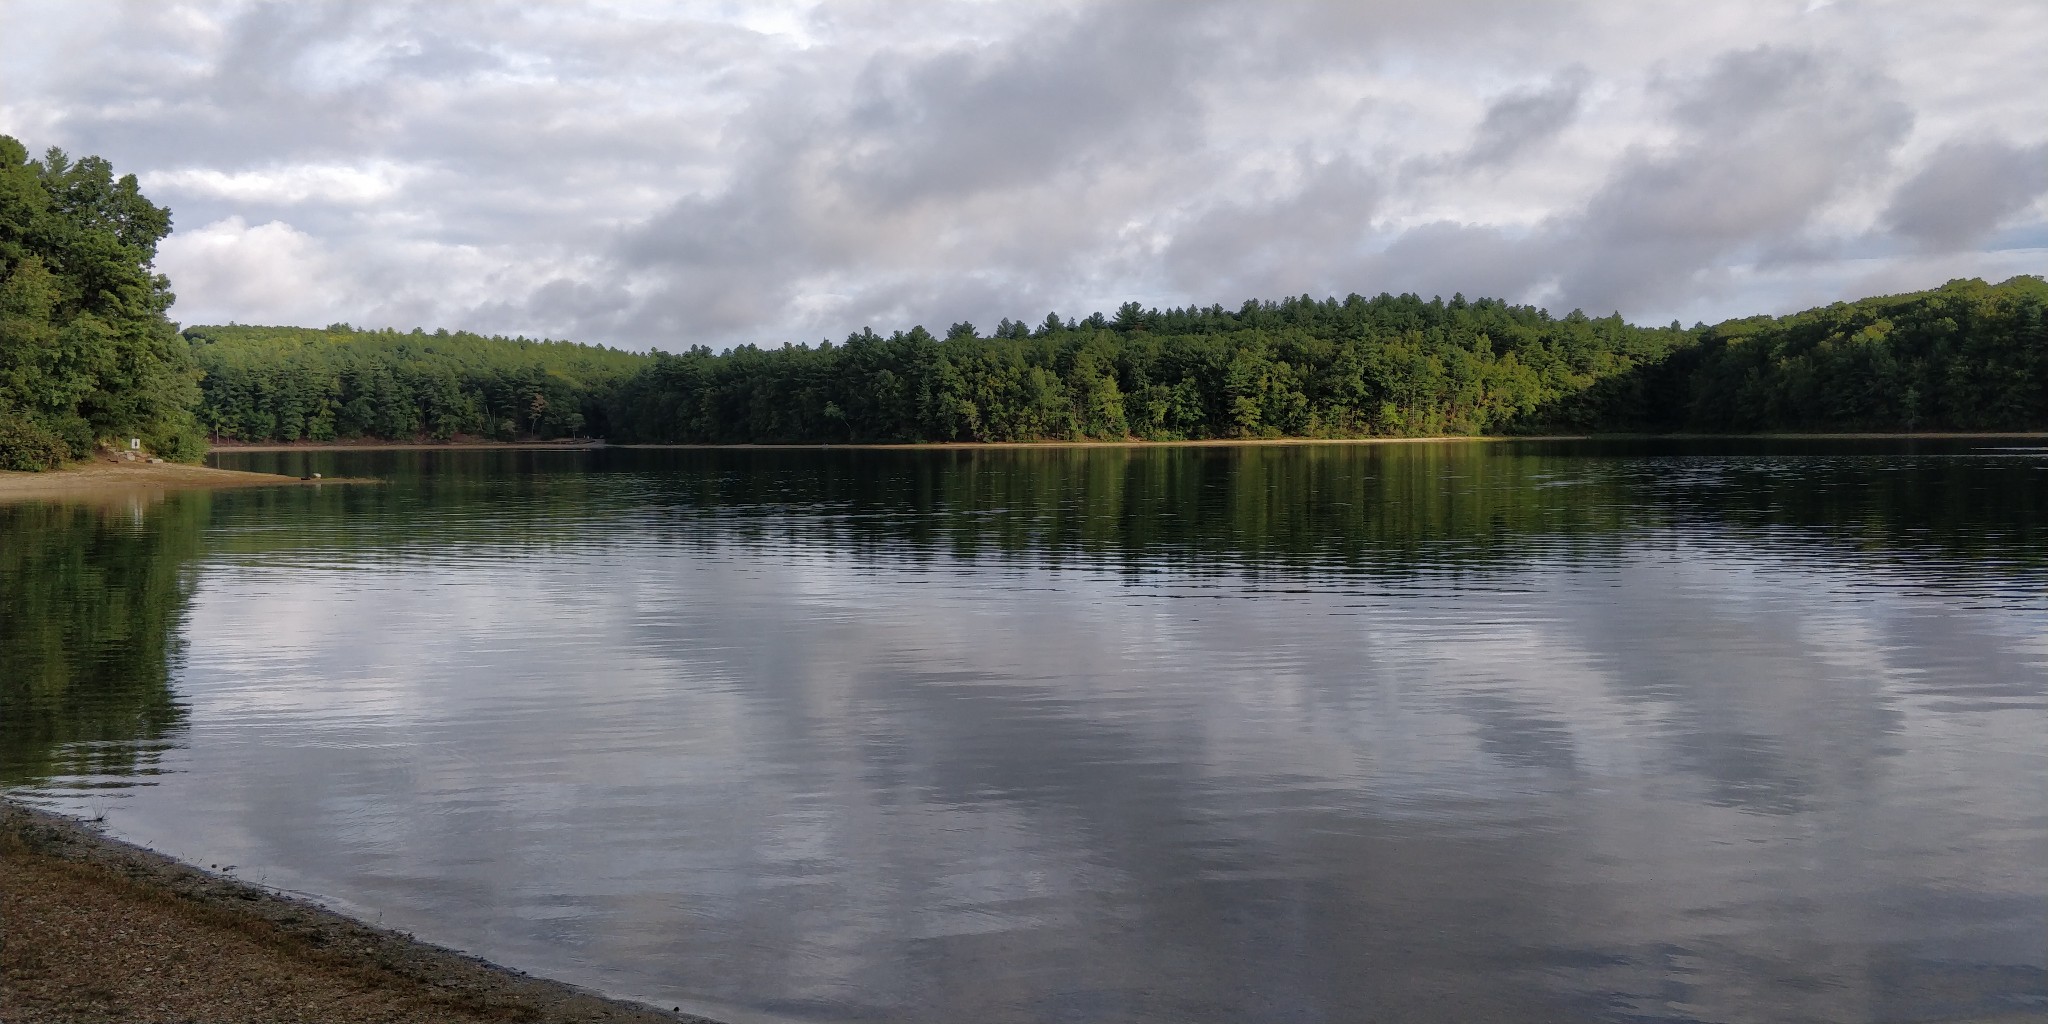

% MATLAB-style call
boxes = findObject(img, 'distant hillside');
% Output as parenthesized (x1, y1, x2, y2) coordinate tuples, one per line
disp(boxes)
(184, 324, 651, 442)
(1629, 275, 2048, 432)
(605, 294, 1695, 443)
(183, 275, 2047, 446)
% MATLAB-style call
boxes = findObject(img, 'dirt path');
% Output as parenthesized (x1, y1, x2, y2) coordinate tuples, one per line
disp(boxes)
(0, 802, 707, 1024)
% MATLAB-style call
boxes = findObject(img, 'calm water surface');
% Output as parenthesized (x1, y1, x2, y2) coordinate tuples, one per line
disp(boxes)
(3, 440, 2045, 1023)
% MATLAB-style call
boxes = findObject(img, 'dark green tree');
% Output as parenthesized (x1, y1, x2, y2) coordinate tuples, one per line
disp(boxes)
(0, 135, 202, 469)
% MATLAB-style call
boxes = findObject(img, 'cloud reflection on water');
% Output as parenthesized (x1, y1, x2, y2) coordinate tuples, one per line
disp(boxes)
(11, 442, 2047, 1023)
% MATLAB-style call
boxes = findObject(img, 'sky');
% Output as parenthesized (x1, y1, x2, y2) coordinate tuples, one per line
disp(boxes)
(2, 0, 2044, 352)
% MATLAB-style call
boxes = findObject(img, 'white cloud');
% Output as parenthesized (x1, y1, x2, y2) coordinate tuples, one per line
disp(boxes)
(157, 215, 336, 325)
(144, 161, 412, 206)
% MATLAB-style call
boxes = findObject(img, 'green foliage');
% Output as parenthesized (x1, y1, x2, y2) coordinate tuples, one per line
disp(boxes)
(0, 135, 203, 466)
(605, 294, 1696, 443)
(177, 275, 2048, 446)
(1634, 276, 2048, 432)
(0, 409, 71, 471)
(185, 324, 651, 442)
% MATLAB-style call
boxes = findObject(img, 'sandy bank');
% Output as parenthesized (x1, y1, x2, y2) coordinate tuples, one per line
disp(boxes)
(0, 800, 710, 1023)
(0, 460, 373, 504)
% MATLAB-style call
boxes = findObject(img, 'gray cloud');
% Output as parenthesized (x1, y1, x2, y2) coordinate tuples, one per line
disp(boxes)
(2, 1, 2042, 347)
(837, 1, 1210, 209)
(1162, 156, 1383, 302)
(1463, 67, 1589, 170)
(1883, 137, 2048, 250)
(1547, 46, 1913, 314)
(1361, 222, 1546, 305)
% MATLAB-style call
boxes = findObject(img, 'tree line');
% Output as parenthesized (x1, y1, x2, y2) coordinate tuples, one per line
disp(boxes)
(1631, 275, 2048, 432)
(583, 275, 2048, 443)
(171, 274, 2048, 447)
(186, 324, 649, 443)
(602, 295, 1692, 443)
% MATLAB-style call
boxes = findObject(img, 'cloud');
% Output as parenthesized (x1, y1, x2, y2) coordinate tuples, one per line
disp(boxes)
(1361, 222, 1549, 306)
(1463, 67, 1589, 170)
(1546, 46, 1913, 314)
(157, 216, 336, 325)
(144, 162, 413, 206)
(4, 1, 2044, 348)
(1163, 157, 1384, 301)
(1882, 137, 2048, 251)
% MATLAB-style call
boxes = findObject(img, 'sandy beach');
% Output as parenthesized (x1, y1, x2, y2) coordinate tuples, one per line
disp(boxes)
(0, 459, 372, 504)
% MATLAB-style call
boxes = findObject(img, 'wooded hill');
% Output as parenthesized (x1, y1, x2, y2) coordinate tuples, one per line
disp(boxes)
(185, 324, 649, 443)
(603, 296, 1691, 443)
(185, 275, 2047, 446)
(1637, 275, 2048, 432)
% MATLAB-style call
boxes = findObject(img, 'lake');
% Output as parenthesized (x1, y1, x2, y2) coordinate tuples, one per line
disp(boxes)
(4, 440, 2045, 1023)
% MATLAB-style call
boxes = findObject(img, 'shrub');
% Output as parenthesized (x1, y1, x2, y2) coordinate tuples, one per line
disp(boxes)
(0, 412, 73, 471)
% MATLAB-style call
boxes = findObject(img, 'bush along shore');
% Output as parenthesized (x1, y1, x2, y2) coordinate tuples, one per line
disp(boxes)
(0, 799, 712, 1024)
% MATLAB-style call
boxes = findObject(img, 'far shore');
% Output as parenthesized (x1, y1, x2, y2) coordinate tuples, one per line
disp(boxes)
(210, 438, 609, 453)
(0, 799, 709, 1023)
(203, 430, 2048, 456)
(615, 435, 1591, 450)
(0, 459, 374, 504)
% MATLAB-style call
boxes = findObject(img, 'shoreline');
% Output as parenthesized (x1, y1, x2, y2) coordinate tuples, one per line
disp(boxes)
(0, 798, 711, 1023)
(211, 439, 610, 452)
(615, 435, 1586, 450)
(612, 430, 2048, 451)
(0, 460, 376, 504)
(201, 430, 2048, 456)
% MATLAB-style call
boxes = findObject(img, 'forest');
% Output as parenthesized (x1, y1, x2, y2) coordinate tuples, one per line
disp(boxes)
(601, 296, 1691, 443)
(186, 324, 649, 443)
(0, 136, 205, 470)
(157, 275, 2048, 446)
(1635, 275, 2048, 432)
(584, 275, 2048, 443)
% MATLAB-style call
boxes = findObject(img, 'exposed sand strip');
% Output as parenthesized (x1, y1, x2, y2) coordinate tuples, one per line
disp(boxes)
(0, 460, 373, 504)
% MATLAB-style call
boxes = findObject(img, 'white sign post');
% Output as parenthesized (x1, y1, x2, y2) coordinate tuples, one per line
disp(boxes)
(129, 438, 140, 451)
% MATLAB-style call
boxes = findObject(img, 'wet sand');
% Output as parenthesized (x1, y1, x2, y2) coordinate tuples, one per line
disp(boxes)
(0, 800, 708, 1023)
(0, 460, 371, 504)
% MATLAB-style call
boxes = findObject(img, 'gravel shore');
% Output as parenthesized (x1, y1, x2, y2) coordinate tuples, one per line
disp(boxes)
(0, 800, 712, 1024)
